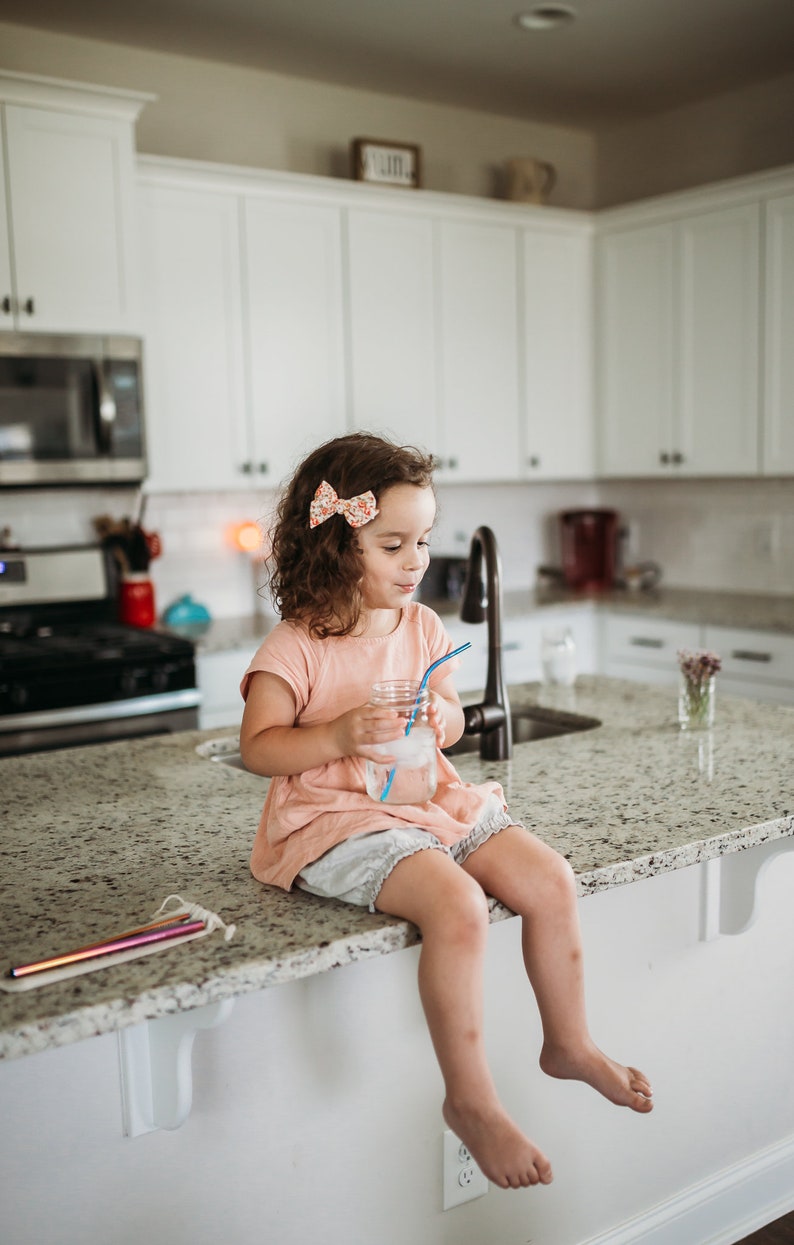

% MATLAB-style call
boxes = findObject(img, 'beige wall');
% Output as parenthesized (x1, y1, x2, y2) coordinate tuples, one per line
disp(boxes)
(0, 21, 597, 208)
(5, 20, 794, 209)
(595, 68, 794, 206)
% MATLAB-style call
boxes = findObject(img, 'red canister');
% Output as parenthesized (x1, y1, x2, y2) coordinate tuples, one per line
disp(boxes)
(118, 574, 156, 628)
(559, 509, 619, 591)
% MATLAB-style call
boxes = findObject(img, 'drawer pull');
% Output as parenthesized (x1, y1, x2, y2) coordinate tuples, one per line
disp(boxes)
(731, 649, 772, 663)
(629, 636, 664, 648)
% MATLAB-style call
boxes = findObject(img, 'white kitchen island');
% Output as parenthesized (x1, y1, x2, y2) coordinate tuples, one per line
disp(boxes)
(1, 676, 793, 1245)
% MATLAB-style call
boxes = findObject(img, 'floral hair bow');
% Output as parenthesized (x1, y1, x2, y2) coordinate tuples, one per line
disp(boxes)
(309, 480, 379, 529)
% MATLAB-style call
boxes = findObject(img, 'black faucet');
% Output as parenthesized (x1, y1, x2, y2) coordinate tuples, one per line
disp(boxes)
(459, 526, 512, 761)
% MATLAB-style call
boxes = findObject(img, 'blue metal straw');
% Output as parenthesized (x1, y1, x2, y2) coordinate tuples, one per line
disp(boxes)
(379, 641, 472, 802)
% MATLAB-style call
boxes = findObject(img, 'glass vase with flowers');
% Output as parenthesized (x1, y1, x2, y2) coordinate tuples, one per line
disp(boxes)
(677, 649, 722, 730)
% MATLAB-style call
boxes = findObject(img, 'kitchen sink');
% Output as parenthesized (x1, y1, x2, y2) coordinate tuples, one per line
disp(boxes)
(196, 706, 600, 772)
(442, 707, 600, 756)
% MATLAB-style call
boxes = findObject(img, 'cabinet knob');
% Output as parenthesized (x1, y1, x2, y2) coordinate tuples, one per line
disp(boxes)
(257, 462, 269, 475)
(528, 455, 540, 468)
(1, 295, 10, 315)
(671, 451, 684, 465)
(659, 451, 670, 465)
(240, 461, 253, 474)
(447, 457, 458, 470)
(22, 297, 34, 315)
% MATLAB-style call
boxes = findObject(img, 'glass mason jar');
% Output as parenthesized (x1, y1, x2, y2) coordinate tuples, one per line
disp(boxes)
(365, 680, 437, 805)
(678, 673, 716, 731)
(541, 626, 577, 686)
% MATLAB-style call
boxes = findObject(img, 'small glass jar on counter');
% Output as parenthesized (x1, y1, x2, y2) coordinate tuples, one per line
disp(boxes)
(365, 680, 437, 805)
(540, 626, 576, 686)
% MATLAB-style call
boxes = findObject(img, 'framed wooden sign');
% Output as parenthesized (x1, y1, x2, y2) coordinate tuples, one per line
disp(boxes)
(351, 138, 422, 189)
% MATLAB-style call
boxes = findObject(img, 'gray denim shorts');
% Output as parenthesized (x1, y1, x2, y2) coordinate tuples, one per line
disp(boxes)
(296, 793, 519, 912)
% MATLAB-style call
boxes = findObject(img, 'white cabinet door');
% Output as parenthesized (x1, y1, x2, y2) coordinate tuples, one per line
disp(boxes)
(521, 225, 594, 479)
(347, 207, 439, 455)
(0, 137, 11, 327)
(243, 197, 347, 486)
(598, 204, 761, 478)
(3, 104, 137, 334)
(139, 183, 249, 491)
(598, 223, 674, 476)
(600, 613, 702, 686)
(703, 624, 794, 704)
(764, 193, 794, 474)
(196, 649, 253, 730)
(437, 219, 521, 481)
(677, 204, 760, 476)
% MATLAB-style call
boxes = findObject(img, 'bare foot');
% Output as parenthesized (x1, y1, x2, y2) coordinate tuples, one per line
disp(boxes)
(443, 1097, 554, 1190)
(539, 1040, 653, 1112)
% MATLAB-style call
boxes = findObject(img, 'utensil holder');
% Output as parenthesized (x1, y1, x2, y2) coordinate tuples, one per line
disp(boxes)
(119, 574, 156, 628)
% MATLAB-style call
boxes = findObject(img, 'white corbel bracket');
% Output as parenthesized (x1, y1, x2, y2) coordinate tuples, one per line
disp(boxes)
(699, 837, 794, 942)
(117, 998, 235, 1137)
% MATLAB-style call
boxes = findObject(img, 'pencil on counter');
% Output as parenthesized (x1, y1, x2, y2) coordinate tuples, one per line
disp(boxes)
(7, 911, 203, 979)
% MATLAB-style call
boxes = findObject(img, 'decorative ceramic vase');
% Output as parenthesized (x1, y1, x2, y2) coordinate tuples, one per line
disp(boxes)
(678, 674, 715, 731)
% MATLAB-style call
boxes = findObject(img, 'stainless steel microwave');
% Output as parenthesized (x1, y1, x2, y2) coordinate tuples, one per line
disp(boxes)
(0, 332, 146, 486)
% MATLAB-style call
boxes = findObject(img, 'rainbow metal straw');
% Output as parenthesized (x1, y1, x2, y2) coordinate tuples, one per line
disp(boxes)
(8, 912, 202, 978)
(379, 641, 472, 803)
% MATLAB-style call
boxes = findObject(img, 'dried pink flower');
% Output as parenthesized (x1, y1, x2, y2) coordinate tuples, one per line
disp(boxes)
(677, 648, 722, 681)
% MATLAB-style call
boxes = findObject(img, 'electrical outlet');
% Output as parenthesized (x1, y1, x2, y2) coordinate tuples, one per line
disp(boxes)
(442, 1129, 488, 1210)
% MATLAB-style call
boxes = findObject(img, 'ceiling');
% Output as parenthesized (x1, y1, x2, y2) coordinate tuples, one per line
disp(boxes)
(3, 0, 794, 126)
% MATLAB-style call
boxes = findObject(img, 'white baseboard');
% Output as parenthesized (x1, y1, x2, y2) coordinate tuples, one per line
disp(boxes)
(581, 1133, 794, 1245)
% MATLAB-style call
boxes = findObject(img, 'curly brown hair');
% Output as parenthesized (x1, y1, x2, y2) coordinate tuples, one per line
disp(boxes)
(268, 432, 436, 637)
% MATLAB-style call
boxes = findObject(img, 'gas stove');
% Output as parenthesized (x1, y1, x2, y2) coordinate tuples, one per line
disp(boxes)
(0, 546, 200, 755)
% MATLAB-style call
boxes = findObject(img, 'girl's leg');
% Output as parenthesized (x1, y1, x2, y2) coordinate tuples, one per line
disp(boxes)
(375, 848, 554, 1189)
(461, 826, 653, 1113)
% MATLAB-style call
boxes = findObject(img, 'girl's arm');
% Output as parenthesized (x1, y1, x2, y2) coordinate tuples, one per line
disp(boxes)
(240, 670, 405, 777)
(428, 670, 465, 748)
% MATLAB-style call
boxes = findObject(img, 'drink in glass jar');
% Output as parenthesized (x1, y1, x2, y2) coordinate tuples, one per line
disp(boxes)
(365, 680, 437, 804)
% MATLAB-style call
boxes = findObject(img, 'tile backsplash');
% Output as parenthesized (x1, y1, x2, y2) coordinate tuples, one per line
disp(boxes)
(2, 476, 792, 621)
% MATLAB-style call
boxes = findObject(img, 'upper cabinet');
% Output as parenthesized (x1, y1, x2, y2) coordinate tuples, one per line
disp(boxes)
(139, 180, 249, 491)
(764, 192, 794, 474)
(347, 207, 440, 456)
(243, 197, 347, 485)
(139, 165, 346, 491)
(437, 218, 521, 481)
(521, 223, 594, 479)
(0, 72, 149, 335)
(135, 149, 794, 492)
(597, 202, 761, 477)
(597, 222, 674, 476)
(141, 157, 596, 490)
(347, 199, 594, 482)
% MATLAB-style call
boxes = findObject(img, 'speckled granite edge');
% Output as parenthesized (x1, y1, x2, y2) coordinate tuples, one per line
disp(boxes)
(2, 676, 793, 1062)
(0, 923, 421, 1061)
(5, 813, 793, 1062)
(576, 815, 794, 895)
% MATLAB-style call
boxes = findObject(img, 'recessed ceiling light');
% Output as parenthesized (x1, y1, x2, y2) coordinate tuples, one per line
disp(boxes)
(515, 5, 578, 30)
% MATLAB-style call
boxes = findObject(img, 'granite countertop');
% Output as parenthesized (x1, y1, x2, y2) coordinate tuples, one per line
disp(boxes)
(1, 675, 793, 1061)
(190, 586, 794, 654)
